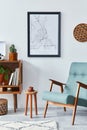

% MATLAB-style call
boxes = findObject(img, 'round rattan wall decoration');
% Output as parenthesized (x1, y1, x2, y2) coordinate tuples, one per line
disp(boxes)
(73, 23, 87, 42)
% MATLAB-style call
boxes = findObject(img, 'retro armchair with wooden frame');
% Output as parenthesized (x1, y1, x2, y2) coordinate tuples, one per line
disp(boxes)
(42, 62, 87, 125)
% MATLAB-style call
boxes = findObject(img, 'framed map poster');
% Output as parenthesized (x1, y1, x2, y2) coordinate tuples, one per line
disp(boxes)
(27, 12, 61, 57)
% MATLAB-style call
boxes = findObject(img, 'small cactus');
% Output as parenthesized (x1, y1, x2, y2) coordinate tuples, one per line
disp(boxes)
(9, 44, 17, 53)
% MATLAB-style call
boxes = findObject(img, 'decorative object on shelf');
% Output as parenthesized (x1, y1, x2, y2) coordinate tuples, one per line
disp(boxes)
(0, 66, 5, 84)
(0, 65, 11, 85)
(9, 44, 18, 61)
(7, 87, 12, 92)
(73, 23, 87, 42)
(0, 41, 6, 59)
(27, 11, 61, 57)
(3, 68, 11, 85)
(28, 86, 34, 92)
(0, 53, 4, 60)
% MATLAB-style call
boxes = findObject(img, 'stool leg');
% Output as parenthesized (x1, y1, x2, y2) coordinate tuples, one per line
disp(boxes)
(30, 94, 32, 118)
(34, 94, 38, 115)
(25, 94, 29, 115)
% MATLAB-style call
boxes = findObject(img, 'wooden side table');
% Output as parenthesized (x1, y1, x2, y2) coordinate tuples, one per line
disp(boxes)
(25, 90, 38, 118)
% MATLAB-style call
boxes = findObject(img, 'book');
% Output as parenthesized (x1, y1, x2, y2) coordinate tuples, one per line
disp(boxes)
(8, 72, 14, 85)
(12, 68, 19, 86)
(15, 68, 19, 86)
(12, 71, 16, 85)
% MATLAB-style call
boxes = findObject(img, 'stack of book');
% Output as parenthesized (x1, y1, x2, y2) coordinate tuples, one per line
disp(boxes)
(8, 68, 19, 86)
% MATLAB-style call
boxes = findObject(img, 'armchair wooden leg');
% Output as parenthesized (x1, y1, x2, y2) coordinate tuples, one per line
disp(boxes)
(72, 105, 77, 125)
(44, 101, 48, 118)
(64, 107, 66, 112)
(72, 84, 80, 125)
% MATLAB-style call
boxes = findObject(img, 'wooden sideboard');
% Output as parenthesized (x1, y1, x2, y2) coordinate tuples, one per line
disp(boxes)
(0, 60, 22, 112)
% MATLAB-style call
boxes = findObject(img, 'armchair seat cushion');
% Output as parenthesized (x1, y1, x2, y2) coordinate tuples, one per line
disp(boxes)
(42, 91, 75, 105)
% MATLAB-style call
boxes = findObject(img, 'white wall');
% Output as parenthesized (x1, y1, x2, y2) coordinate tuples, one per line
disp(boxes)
(0, 0, 87, 108)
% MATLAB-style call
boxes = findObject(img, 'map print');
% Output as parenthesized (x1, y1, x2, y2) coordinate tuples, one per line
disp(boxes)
(30, 14, 58, 55)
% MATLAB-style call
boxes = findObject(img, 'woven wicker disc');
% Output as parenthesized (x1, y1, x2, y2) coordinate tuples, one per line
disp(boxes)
(73, 23, 87, 42)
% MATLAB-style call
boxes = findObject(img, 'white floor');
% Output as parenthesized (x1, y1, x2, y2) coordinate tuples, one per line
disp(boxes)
(0, 107, 87, 130)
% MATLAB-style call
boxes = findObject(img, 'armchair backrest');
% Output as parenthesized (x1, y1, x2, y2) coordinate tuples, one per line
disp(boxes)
(64, 62, 87, 107)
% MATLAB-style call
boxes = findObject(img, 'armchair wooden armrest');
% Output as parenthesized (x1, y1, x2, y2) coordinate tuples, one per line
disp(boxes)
(49, 79, 66, 86)
(49, 79, 66, 93)
(77, 81, 87, 89)
(75, 81, 87, 108)
(72, 81, 87, 125)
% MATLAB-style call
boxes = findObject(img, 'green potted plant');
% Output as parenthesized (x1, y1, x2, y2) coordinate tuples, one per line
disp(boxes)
(4, 68, 11, 85)
(0, 65, 11, 85)
(0, 65, 5, 84)
(9, 44, 18, 61)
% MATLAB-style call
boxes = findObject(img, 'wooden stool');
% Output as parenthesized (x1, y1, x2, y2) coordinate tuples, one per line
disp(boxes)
(25, 90, 38, 118)
(0, 98, 8, 115)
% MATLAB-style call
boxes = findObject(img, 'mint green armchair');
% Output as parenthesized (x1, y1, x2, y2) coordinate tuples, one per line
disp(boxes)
(42, 62, 87, 125)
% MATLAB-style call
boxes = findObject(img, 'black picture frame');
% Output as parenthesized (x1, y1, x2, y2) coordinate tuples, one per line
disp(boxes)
(27, 12, 61, 57)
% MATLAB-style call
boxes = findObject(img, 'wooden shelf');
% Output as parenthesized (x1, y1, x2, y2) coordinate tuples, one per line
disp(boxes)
(0, 85, 19, 87)
(0, 60, 23, 112)
(0, 60, 21, 63)
(0, 60, 22, 93)
(0, 91, 21, 94)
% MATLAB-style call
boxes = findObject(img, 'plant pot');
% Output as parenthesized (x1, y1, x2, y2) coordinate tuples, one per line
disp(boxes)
(0, 74, 4, 84)
(9, 52, 18, 61)
(28, 86, 34, 92)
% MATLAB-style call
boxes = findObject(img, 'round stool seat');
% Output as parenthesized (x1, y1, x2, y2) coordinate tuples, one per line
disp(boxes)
(0, 98, 8, 115)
